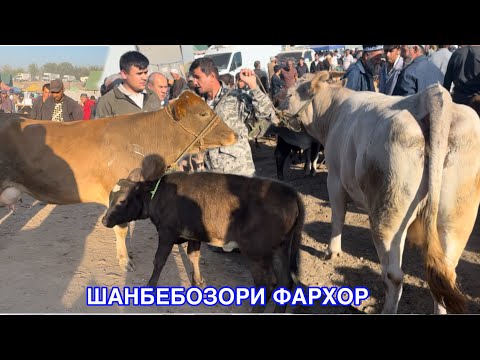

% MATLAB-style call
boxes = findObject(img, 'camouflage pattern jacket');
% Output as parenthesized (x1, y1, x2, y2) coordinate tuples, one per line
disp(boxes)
(205, 82, 273, 176)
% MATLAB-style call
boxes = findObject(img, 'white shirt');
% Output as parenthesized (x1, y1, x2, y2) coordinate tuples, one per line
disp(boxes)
(118, 83, 146, 109)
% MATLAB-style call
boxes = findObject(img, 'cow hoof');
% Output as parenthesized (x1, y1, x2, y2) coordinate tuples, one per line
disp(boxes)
(119, 257, 136, 272)
(192, 279, 207, 288)
(324, 251, 342, 260)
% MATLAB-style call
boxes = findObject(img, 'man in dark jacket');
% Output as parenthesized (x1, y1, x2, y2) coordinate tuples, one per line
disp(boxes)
(341, 45, 384, 92)
(31, 83, 50, 119)
(40, 79, 83, 121)
(392, 45, 444, 96)
(443, 45, 480, 116)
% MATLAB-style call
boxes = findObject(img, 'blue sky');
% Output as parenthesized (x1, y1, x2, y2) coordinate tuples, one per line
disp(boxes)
(0, 46, 109, 68)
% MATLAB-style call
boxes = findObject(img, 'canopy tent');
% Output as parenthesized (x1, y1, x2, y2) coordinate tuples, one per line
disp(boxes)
(84, 70, 103, 91)
(309, 45, 345, 52)
(0, 81, 11, 91)
(24, 83, 42, 92)
(0, 73, 14, 87)
(193, 45, 208, 52)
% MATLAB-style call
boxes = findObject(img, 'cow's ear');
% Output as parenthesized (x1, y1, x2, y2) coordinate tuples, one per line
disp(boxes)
(127, 168, 144, 182)
(311, 71, 330, 93)
(141, 154, 167, 181)
(170, 96, 186, 121)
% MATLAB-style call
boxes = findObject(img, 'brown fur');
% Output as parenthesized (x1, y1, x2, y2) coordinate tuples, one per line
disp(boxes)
(0, 91, 237, 271)
(0, 91, 237, 205)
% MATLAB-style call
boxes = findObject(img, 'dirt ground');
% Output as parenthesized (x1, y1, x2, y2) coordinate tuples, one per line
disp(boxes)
(1, 138, 479, 314)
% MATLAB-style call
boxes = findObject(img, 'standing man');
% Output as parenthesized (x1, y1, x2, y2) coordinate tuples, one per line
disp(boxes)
(444, 45, 480, 116)
(80, 93, 96, 120)
(378, 45, 404, 95)
(147, 72, 169, 106)
(0, 90, 15, 113)
(267, 56, 277, 83)
(95, 51, 161, 118)
(341, 45, 384, 92)
(392, 45, 444, 96)
(296, 57, 309, 78)
(280, 59, 298, 89)
(189, 57, 274, 176)
(40, 79, 83, 121)
(170, 69, 188, 99)
(429, 45, 452, 76)
(253, 60, 269, 94)
(310, 52, 323, 73)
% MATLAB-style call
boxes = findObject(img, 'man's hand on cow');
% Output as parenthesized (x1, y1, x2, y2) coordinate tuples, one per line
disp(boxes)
(239, 69, 258, 90)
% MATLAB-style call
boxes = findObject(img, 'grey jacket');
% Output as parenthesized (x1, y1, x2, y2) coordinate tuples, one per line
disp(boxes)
(95, 86, 162, 118)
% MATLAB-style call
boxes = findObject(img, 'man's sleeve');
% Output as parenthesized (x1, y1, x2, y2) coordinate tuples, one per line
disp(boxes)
(343, 68, 361, 91)
(250, 87, 274, 120)
(95, 96, 111, 119)
(73, 102, 84, 120)
(31, 101, 38, 119)
(443, 54, 458, 92)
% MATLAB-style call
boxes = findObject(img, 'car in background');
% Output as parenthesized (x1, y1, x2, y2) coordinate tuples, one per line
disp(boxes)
(277, 47, 316, 69)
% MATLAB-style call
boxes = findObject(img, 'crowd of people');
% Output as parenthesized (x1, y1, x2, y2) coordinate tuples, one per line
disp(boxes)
(1, 45, 479, 162)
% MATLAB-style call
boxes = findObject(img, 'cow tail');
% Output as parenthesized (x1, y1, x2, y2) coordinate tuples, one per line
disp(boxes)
(423, 84, 466, 313)
(289, 192, 305, 285)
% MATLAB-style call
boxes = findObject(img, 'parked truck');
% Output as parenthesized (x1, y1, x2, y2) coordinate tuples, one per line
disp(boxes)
(63, 75, 76, 82)
(42, 73, 61, 82)
(14, 73, 32, 82)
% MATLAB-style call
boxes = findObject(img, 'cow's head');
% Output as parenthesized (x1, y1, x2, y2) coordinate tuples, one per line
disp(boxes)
(103, 155, 166, 228)
(277, 71, 347, 128)
(102, 177, 152, 228)
(168, 91, 238, 150)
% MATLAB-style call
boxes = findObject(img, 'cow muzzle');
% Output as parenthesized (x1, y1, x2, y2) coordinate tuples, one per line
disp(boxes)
(101, 215, 114, 228)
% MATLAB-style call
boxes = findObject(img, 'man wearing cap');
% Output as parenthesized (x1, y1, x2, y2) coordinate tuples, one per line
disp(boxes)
(170, 69, 188, 99)
(378, 45, 404, 95)
(95, 51, 161, 118)
(392, 45, 444, 96)
(39, 79, 83, 121)
(341, 45, 384, 92)
(80, 93, 96, 120)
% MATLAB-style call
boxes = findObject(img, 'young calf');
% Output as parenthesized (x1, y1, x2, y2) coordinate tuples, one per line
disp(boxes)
(102, 171, 305, 312)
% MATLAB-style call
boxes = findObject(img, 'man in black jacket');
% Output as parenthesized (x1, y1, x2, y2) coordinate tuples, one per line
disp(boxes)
(444, 45, 480, 116)
(40, 79, 83, 121)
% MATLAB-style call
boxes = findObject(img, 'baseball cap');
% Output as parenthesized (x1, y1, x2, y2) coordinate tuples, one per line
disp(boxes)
(50, 79, 64, 92)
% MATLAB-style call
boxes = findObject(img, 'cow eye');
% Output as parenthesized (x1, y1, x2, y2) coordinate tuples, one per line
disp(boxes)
(200, 112, 209, 116)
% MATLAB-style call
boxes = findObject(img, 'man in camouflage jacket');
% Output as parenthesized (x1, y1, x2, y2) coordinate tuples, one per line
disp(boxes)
(189, 57, 273, 176)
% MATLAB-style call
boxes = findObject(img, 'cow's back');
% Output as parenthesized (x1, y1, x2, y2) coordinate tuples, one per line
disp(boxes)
(152, 172, 301, 253)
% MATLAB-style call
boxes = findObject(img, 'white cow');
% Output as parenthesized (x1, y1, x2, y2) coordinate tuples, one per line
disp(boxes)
(281, 71, 480, 314)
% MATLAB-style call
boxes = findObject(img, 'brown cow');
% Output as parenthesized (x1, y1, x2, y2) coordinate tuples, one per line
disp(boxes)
(101, 156, 305, 312)
(0, 91, 237, 271)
